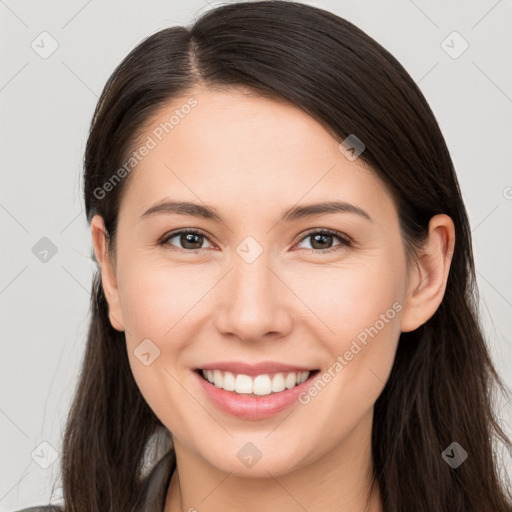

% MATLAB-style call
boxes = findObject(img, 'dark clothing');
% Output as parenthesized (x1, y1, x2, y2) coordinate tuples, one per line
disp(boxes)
(14, 448, 176, 512)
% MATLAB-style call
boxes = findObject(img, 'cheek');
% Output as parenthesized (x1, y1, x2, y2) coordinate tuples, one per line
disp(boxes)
(290, 255, 405, 342)
(117, 257, 209, 341)
(116, 259, 213, 416)
(291, 255, 404, 403)
(317, 285, 401, 398)
(118, 260, 200, 428)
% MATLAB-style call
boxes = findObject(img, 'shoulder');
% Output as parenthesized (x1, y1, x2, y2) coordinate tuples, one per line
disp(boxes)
(12, 450, 176, 512)
(13, 506, 62, 512)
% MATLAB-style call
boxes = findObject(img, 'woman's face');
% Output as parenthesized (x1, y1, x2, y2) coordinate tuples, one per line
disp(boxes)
(93, 87, 416, 477)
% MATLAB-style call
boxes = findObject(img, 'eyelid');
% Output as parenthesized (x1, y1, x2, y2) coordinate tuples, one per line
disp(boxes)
(294, 228, 352, 253)
(159, 227, 352, 252)
(297, 227, 352, 244)
(159, 228, 217, 250)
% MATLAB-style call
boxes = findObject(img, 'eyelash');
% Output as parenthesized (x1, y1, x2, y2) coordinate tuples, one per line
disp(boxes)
(158, 228, 352, 255)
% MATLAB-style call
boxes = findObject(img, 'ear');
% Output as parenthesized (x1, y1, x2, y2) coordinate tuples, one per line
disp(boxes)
(91, 214, 125, 332)
(400, 214, 456, 333)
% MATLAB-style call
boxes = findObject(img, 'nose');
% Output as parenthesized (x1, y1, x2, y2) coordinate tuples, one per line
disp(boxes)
(213, 253, 293, 344)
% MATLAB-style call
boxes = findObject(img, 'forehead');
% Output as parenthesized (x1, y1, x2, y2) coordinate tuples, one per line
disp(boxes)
(118, 87, 396, 226)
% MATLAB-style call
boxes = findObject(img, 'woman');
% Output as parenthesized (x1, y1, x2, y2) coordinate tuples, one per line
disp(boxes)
(16, 1, 512, 511)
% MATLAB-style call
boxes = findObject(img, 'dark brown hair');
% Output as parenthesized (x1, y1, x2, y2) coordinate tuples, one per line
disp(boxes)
(58, 1, 512, 511)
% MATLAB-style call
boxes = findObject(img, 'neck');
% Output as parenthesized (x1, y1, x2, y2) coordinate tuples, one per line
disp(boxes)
(165, 408, 383, 512)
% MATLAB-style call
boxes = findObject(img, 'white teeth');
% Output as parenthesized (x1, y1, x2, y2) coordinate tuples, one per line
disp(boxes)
(223, 371, 236, 391)
(213, 369, 223, 388)
(201, 369, 311, 395)
(253, 374, 272, 395)
(271, 373, 285, 392)
(285, 372, 296, 389)
(235, 374, 253, 394)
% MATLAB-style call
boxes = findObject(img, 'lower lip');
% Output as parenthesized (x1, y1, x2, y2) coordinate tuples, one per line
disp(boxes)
(194, 369, 320, 420)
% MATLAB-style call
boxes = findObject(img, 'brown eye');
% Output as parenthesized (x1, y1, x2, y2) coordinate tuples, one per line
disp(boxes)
(309, 233, 336, 250)
(296, 229, 351, 253)
(161, 230, 214, 251)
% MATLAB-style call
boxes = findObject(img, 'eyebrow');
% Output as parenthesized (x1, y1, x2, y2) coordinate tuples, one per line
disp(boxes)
(138, 200, 373, 223)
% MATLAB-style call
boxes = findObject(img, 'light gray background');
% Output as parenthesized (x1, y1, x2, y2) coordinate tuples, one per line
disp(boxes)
(1, 0, 511, 509)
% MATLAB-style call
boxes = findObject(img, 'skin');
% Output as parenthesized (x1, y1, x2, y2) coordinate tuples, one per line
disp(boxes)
(91, 87, 455, 512)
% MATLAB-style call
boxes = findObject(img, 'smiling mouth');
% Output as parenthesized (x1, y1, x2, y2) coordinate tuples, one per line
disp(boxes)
(195, 368, 321, 396)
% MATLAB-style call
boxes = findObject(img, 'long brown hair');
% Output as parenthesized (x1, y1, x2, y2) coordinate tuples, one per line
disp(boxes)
(59, 1, 512, 510)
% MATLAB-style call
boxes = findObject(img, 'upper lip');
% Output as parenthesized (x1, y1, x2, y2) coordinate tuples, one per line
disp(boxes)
(196, 361, 318, 376)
